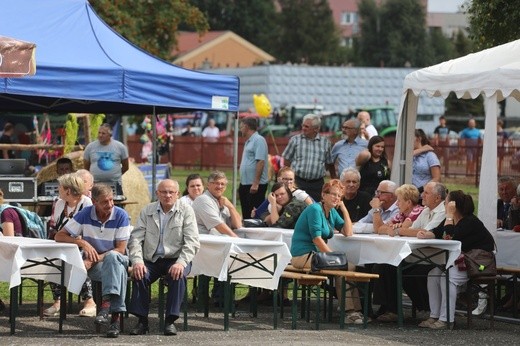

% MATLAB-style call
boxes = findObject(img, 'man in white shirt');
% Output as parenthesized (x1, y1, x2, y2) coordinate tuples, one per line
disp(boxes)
(355, 180, 399, 233)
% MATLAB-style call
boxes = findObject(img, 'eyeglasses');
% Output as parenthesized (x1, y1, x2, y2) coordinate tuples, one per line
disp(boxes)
(375, 190, 393, 196)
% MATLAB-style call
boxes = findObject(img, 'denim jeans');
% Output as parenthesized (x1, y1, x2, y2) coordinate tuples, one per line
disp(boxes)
(88, 251, 129, 313)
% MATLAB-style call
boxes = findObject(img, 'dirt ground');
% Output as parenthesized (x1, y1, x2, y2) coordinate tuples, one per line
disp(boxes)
(2, 299, 519, 346)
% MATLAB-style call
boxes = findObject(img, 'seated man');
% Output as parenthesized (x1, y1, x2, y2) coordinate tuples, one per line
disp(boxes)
(355, 180, 399, 233)
(340, 168, 371, 222)
(497, 176, 516, 229)
(373, 181, 447, 321)
(128, 179, 199, 336)
(55, 183, 131, 338)
(192, 170, 242, 237)
(262, 182, 307, 229)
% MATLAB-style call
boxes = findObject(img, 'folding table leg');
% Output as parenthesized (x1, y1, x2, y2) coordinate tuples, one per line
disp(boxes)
(10, 286, 19, 335)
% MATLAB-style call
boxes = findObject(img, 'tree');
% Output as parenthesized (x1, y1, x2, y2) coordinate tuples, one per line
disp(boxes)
(273, 0, 342, 65)
(429, 27, 455, 64)
(90, 0, 208, 60)
(464, 0, 520, 50)
(356, 0, 384, 66)
(189, 0, 278, 56)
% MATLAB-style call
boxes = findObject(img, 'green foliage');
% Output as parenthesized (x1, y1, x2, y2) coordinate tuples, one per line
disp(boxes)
(464, 0, 520, 50)
(188, 0, 278, 57)
(274, 0, 343, 65)
(90, 0, 209, 60)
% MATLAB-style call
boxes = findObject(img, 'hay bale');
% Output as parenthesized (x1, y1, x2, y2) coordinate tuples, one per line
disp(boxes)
(122, 163, 151, 226)
(36, 151, 84, 184)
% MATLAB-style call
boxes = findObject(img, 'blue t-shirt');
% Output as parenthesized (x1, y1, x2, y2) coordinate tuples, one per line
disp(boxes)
(291, 203, 344, 257)
(412, 151, 440, 188)
(460, 127, 481, 139)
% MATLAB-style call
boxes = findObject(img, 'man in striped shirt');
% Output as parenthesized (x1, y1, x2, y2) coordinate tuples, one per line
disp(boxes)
(55, 183, 132, 338)
(282, 113, 336, 202)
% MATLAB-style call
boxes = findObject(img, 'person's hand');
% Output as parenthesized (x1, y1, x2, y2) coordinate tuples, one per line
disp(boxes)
(417, 230, 432, 239)
(250, 183, 259, 194)
(446, 201, 456, 215)
(267, 192, 276, 205)
(497, 219, 504, 228)
(81, 240, 99, 262)
(83, 259, 94, 271)
(369, 197, 382, 209)
(219, 196, 232, 209)
(250, 207, 257, 218)
(132, 262, 147, 281)
(168, 262, 185, 280)
(511, 196, 520, 209)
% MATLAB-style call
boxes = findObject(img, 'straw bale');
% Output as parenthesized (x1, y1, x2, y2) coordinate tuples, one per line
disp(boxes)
(122, 163, 150, 226)
(36, 151, 85, 184)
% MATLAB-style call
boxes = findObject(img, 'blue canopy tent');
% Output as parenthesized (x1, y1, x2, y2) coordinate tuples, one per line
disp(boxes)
(0, 0, 241, 197)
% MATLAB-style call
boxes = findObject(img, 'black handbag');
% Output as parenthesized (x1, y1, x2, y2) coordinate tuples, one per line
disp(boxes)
(311, 251, 348, 272)
(463, 249, 497, 278)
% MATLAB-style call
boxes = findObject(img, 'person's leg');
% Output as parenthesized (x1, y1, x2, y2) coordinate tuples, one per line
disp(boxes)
(427, 268, 442, 319)
(402, 264, 433, 312)
(238, 184, 252, 219)
(99, 251, 129, 313)
(290, 253, 312, 270)
(128, 260, 161, 319)
(372, 264, 397, 313)
(165, 261, 192, 320)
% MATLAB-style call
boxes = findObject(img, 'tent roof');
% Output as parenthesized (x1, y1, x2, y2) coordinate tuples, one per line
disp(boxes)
(404, 39, 520, 102)
(0, 0, 239, 114)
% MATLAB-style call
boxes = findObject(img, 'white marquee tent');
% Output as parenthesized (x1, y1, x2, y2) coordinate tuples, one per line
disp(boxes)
(391, 39, 520, 236)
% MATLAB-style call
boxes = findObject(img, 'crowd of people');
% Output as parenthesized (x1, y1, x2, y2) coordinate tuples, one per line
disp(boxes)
(0, 114, 511, 337)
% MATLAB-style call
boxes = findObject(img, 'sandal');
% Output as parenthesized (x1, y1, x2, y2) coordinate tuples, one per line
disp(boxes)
(79, 305, 97, 317)
(345, 311, 364, 324)
(43, 305, 60, 317)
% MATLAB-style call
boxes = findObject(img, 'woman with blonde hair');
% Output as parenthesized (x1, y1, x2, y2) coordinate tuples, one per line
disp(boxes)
(44, 173, 95, 318)
(377, 184, 424, 236)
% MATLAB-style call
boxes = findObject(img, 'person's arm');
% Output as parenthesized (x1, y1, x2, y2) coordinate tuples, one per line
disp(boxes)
(369, 197, 385, 232)
(55, 228, 100, 262)
(214, 222, 238, 237)
(313, 236, 332, 252)
(220, 196, 242, 229)
(2, 222, 14, 236)
(98, 239, 127, 262)
(251, 159, 265, 193)
(377, 222, 395, 236)
(263, 193, 280, 226)
(337, 201, 352, 236)
(355, 149, 371, 167)
(83, 159, 90, 171)
(429, 165, 441, 182)
(121, 157, 129, 175)
(327, 163, 337, 179)
(413, 145, 434, 156)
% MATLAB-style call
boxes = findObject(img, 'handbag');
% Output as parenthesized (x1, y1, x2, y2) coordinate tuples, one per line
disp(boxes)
(462, 249, 497, 278)
(310, 251, 348, 272)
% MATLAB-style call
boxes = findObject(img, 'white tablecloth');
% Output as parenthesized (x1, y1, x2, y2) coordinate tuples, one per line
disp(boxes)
(0, 237, 87, 294)
(496, 230, 520, 267)
(235, 227, 294, 249)
(191, 234, 291, 290)
(329, 233, 461, 268)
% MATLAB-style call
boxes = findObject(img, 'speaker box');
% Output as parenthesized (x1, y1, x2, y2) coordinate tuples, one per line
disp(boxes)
(0, 177, 37, 202)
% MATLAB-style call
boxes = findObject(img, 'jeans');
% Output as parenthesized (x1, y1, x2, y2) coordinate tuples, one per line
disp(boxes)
(88, 251, 129, 313)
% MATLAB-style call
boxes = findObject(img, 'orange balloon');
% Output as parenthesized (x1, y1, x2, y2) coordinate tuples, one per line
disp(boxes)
(253, 94, 272, 117)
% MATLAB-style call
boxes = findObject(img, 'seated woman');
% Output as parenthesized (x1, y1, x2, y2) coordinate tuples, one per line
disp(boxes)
(252, 166, 313, 219)
(290, 180, 362, 323)
(372, 184, 425, 322)
(262, 182, 307, 229)
(377, 184, 424, 236)
(44, 173, 95, 318)
(179, 173, 204, 206)
(0, 188, 23, 236)
(417, 190, 494, 329)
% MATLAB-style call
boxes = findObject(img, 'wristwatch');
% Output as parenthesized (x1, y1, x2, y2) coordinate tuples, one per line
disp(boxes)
(373, 208, 382, 213)
(394, 228, 400, 236)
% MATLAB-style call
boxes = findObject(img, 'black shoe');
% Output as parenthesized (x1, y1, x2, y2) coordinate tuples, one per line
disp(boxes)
(106, 322, 120, 338)
(164, 322, 177, 336)
(0, 299, 5, 312)
(130, 321, 149, 335)
(94, 308, 110, 325)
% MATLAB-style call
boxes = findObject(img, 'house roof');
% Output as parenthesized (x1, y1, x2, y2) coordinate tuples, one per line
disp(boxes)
(172, 30, 275, 65)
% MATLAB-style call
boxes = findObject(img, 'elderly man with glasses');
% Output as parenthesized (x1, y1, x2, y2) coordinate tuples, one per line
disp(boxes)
(332, 119, 368, 177)
(354, 180, 399, 233)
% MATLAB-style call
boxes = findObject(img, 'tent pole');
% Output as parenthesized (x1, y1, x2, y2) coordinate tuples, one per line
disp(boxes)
(152, 106, 157, 202)
(232, 111, 239, 206)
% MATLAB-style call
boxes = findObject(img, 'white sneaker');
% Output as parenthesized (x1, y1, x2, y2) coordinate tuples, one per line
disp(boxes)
(472, 296, 488, 315)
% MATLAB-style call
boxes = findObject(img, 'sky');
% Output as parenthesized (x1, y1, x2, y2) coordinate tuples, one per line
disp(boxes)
(428, 0, 468, 13)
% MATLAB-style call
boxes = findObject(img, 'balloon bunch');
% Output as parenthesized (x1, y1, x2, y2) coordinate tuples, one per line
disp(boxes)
(253, 94, 272, 117)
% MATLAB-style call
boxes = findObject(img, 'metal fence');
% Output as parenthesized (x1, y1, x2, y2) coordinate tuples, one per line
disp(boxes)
(127, 136, 520, 184)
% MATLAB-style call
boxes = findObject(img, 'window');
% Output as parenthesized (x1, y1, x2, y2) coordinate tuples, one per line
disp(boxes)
(340, 11, 357, 25)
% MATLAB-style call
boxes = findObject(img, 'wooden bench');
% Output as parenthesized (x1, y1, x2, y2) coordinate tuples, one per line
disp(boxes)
(497, 266, 520, 319)
(283, 265, 379, 329)
(280, 271, 328, 330)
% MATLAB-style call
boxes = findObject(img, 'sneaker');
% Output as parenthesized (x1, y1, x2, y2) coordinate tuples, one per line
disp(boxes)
(428, 320, 448, 330)
(376, 311, 398, 322)
(345, 311, 363, 325)
(418, 317, 437, 328)
(95, 308, 110, 325)
(472, 297, 488, 316)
